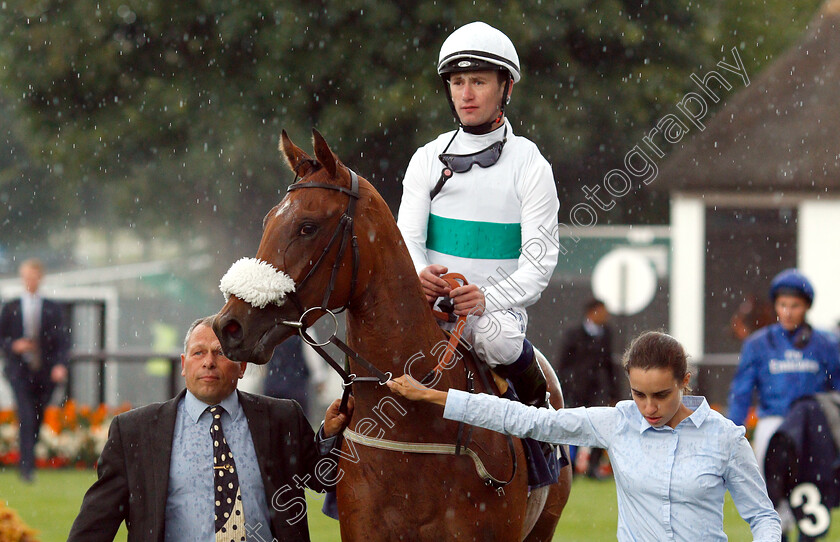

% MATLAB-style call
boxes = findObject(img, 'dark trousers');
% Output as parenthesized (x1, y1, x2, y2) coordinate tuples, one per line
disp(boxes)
(12, 378, 54, 476)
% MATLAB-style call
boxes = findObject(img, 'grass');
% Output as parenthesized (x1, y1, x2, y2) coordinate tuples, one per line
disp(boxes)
(2, 467, 838, 541)
(0, 467, 128, 542)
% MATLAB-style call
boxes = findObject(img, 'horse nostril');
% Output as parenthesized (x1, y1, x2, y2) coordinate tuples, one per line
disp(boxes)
(223, 320, 243, 342)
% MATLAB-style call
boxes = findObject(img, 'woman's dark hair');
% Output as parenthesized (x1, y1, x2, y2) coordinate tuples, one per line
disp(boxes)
(622, 331, 691, 392)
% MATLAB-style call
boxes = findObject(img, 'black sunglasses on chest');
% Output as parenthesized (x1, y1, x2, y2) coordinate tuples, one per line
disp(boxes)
(439, 137, 506, 173)
(429, 127, 507, 199)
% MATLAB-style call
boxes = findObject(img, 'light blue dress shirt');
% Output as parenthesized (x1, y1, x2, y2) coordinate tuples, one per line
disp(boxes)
(165, 391, 272, 542)
(444, 391, 781, 542)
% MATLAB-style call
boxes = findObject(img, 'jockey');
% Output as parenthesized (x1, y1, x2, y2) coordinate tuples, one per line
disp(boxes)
(397, 21, 560, 408)
(727, 268, 840, 535)
(728, 269, 840, 464)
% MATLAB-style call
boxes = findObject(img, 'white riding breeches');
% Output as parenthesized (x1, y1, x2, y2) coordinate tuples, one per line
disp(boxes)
(752, 415, 784, 479)
(441, 307, 528, 368)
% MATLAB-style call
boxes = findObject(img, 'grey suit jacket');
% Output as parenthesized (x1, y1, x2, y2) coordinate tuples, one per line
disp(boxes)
(68, 389, 336, 541)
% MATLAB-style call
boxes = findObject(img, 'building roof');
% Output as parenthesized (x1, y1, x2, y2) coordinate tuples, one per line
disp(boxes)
(660, 0, 840, 194)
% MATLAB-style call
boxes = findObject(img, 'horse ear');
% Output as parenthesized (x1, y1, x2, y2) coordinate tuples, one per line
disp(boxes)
(312, 129, 337, 178)
(279, 130, 312, 174)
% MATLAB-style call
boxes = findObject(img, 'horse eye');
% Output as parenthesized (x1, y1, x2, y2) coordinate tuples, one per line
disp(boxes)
(300, 223, 318, 236)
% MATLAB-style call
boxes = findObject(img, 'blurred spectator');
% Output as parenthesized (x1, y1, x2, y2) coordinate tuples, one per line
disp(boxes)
(0, 258, 70, 482)
(263, 334, 328, 420)
(553, 298, 618, 478)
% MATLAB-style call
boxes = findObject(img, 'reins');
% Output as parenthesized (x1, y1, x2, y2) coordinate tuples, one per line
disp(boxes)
(424, 273, 468, 380)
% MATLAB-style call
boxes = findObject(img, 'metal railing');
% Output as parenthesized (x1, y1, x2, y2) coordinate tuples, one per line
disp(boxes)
(68, 349, 183, 404)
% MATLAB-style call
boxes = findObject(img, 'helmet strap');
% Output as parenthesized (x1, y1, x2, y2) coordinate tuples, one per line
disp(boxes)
(442, 77, 460, 126)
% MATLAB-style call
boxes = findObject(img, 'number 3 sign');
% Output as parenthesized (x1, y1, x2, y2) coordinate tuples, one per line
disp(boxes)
(790, 482, 831, 538)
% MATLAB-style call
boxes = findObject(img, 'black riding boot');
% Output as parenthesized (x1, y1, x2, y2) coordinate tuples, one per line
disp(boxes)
(495, 340, 548, 408)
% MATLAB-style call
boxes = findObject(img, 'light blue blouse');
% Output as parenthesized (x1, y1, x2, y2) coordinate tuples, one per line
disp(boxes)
(444, 391, 781, 542)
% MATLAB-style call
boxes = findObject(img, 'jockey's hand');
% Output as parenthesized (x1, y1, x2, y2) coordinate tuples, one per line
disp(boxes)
(449, 284, 485, 316)
(323, 395, 355, 438)
(387, 375, 448, 406)
(418, 264, 451, 304)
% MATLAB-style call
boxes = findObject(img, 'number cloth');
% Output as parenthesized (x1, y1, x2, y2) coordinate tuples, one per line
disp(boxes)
(765, 393, 840, 539)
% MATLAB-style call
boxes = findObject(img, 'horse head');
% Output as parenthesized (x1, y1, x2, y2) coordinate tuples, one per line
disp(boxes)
(213, 129, 384, 364)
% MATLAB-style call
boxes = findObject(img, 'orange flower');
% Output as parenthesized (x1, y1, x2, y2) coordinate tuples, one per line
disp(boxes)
(62, 399, 78, 430)
(0, 501, 40, 541)
(745, 407, 758, 431)
(43, 406, 62, 434)
(90, 404, 108, 427)
(0, 409, 16, 425)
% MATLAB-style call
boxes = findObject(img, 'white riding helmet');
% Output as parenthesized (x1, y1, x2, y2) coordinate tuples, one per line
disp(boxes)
(437, 22, 521, 83)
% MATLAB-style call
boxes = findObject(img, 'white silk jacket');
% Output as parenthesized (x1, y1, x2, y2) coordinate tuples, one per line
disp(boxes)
(397, 119, 560, 313)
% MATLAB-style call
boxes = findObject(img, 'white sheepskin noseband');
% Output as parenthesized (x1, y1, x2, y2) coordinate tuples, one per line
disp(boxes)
(219, 257, 296, 308)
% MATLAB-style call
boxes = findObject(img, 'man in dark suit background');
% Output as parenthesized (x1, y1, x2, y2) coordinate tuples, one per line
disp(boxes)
(68, 316, 353, 542)
(553, 298, 618, 478)
(0, 258, 69, 482)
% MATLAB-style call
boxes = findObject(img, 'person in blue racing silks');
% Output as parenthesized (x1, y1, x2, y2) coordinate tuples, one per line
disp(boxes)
(727, 268, 840, 536)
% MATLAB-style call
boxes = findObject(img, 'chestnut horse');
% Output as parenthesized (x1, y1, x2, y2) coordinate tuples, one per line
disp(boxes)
(213, 130, 571, 541)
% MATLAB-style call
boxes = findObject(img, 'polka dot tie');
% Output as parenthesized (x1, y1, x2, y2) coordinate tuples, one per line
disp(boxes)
(209, 406, 246, 542)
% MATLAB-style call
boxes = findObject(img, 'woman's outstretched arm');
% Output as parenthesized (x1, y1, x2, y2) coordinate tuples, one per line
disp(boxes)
(387, 375, 612, 448)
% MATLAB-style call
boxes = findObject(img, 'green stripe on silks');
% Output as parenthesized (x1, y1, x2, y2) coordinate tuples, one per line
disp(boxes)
(426, 214, 521, 260)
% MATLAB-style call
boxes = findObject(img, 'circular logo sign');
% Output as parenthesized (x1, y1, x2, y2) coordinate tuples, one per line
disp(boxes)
(592, 248, 657, 316)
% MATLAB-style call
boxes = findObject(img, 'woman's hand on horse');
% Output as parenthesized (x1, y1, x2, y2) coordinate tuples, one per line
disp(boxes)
(449, 284, 485, 316)
(419, 264, 451, 303)
(387, 375, 448, 406)
(323, 395, 355, 438)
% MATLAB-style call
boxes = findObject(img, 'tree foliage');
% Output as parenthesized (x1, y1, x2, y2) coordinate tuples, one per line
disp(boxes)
(0, 0, 824, 254)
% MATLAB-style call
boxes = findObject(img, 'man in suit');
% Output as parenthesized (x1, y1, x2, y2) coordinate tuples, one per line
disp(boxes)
(553, 297, 618, 478)
(0, 258, 69, 482)
(68, 316, 353, 542)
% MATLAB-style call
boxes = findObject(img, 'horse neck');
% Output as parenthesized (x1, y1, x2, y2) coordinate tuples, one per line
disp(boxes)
(344, 208, 463, 382)
(345, 268, 464, 435)
(337, 188, 467, 423)
(345, 264, 445, 376)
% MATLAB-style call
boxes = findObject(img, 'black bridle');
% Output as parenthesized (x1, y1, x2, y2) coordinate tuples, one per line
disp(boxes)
(285, 159, 361, 313)
(280, 161, 391, 411)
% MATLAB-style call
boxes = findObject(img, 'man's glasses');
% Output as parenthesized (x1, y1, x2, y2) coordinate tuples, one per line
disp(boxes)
(438, 137, 506, 173)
